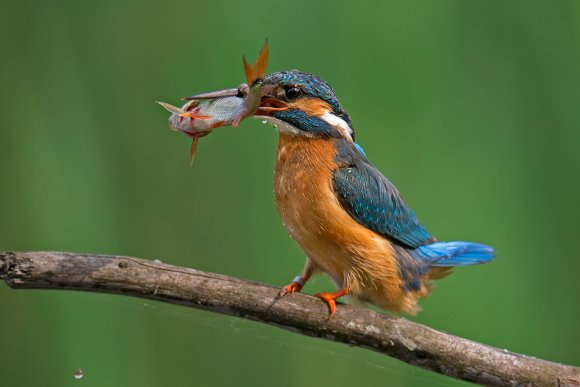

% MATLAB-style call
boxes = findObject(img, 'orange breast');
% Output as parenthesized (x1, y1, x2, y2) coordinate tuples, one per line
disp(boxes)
(274, 134, 420, 312)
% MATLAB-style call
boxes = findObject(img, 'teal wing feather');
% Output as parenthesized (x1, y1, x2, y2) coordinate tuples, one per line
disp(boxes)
(332, 164, 433, 248)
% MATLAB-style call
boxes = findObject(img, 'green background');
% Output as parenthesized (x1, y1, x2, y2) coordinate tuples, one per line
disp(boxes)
(1, 1, 579, 386)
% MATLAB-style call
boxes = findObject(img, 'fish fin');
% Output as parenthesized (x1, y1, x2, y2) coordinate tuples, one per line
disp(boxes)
(243, 39, 269, 85)
(189, 137, 199, 166)
(157, 101, 183, 114)
(232, 112, 244, 127)
(179, 112, 212, 119)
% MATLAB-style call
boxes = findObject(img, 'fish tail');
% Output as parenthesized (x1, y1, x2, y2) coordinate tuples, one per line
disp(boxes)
(243, 39, 269, 85)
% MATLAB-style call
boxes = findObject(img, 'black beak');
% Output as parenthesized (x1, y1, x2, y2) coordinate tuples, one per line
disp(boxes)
(182, 87, 241, 101)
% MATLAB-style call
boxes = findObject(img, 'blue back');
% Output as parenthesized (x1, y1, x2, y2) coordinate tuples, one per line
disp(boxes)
(332, 140, 434, 249)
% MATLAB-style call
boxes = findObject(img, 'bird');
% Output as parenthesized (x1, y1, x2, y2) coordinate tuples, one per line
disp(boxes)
(192, 70, 495, 316)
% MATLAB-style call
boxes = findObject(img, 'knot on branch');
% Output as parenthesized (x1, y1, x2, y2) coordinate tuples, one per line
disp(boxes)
(0, 251, 14, 279)
(0, 252, 33, 286)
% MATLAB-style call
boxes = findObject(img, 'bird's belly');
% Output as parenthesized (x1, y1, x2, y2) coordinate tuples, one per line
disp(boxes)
(273, 135, 402, 299)
(274, 168, 350, 284)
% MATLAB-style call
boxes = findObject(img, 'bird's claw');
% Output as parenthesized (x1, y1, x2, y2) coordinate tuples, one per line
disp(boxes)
(315, 292, 337, 315)
(315, 288, 350, 316)
(279, 281, 302, 297)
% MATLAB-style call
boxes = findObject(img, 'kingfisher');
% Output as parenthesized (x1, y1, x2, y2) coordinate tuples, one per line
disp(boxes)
(189, 70, 495, 316)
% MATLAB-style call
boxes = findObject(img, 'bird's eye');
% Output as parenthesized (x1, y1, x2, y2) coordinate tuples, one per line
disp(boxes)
(285, 87, 301, 100)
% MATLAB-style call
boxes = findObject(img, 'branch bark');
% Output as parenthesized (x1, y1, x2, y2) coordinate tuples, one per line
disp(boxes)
(1, 251, 578, 386)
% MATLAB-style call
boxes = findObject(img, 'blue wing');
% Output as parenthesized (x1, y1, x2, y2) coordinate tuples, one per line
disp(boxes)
(332, 163, 433, 248)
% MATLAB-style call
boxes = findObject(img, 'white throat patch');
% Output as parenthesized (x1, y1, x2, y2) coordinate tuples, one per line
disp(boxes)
(320, 112, 353, 142)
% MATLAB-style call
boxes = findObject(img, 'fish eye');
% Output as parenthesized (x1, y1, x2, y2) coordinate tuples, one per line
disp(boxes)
(285, 86, 301, 100)
(237, 83, 249, 97)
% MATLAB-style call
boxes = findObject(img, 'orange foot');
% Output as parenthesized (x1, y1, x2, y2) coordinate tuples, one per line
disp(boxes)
(280, 281, 302, 296)
(315, 288, 350, 316)
(280, 275, 306, 297)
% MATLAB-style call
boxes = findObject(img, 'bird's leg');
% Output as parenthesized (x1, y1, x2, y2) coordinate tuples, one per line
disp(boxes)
(279, 261, 313, 296)
(315, 288, 350, 316)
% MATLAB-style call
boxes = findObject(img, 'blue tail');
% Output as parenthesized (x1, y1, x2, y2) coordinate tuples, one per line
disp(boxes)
(412, 241, 495, 267)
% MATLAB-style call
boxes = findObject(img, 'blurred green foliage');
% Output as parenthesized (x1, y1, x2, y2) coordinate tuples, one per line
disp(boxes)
(1, 0, 579, 386)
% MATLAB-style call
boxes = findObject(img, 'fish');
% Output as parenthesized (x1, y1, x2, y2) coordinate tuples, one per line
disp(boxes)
(157, 40, 269, 165)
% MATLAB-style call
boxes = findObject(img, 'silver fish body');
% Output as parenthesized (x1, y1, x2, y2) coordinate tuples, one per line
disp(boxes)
(170, 97, 244, 136)
(159, 83, 261, 138)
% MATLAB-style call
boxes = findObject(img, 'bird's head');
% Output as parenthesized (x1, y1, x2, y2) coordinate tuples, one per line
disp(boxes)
(183, 70, 358, 143)
(255, 71, 355, 141)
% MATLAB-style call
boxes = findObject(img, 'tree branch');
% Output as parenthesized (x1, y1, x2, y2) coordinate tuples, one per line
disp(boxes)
(1, 251, 578, 386)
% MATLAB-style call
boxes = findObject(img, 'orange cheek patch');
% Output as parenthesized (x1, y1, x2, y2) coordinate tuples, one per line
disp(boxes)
(288, 98, 332, 117)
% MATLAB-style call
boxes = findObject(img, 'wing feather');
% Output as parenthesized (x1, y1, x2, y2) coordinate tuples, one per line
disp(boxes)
(332, 164, 432, 248)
